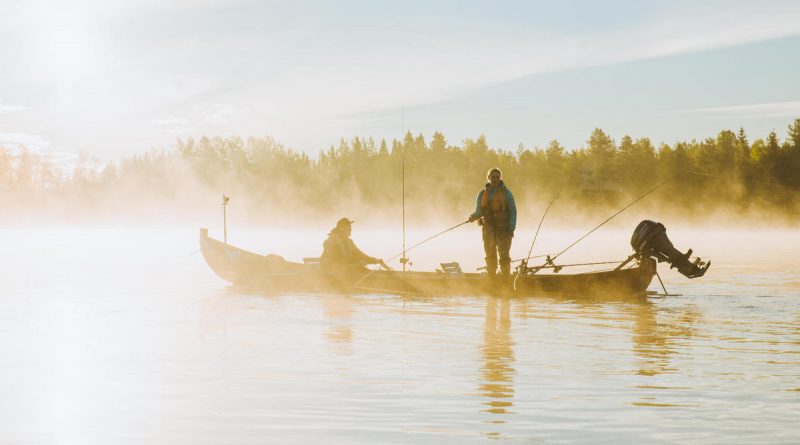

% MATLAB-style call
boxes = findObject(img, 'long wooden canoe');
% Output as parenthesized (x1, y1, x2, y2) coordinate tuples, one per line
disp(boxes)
(199, 228, 656, 297)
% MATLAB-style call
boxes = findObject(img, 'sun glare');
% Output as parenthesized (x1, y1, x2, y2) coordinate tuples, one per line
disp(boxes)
(28, 2, 103, 90)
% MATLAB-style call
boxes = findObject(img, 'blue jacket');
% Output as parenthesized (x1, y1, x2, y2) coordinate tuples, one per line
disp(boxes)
(470, 184, 517, 233)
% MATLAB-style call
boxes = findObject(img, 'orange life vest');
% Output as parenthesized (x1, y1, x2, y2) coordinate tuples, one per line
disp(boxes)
(480, 181, 509, 232)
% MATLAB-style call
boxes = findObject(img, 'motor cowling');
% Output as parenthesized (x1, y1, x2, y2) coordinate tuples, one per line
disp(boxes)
(631, 220, 710, 278)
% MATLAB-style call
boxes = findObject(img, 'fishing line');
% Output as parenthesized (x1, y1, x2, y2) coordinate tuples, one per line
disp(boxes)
(678, 167, 798, 193)
(385, 220, 471, 264)
(514, 190, 560, 289)
(524, 190, 560, 261)
(549, 176, 675, 262)
(352, 219, 471, 289)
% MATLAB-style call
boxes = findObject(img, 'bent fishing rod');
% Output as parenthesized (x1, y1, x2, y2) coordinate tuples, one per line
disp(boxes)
(545, 176, 676, 264)
(514, 190, 560, 289)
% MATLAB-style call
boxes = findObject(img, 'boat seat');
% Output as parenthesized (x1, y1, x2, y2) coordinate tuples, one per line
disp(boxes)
(439, 262, 463, 275)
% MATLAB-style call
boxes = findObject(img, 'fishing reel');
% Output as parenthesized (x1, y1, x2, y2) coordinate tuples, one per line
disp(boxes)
(514, 260, 529, 275)
(399, 256, 412, 271)
(631, 220, 710, 279)
(516, 255, 563, 275)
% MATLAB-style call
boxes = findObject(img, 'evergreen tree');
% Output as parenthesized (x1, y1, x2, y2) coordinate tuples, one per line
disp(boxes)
(735, 127, 752, 187)
(586, 128, 616, 191)
(3, 120, 800, 223)
(788, 118, 800, 149)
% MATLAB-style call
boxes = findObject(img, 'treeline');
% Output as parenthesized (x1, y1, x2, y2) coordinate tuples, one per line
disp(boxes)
(1, 119, 799, 225)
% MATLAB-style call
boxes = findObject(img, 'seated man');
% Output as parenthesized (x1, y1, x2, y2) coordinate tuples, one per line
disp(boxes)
(321, 218, 388, 273)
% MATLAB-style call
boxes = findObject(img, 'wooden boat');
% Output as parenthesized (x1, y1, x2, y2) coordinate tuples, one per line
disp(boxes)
(199, 228, 657, 297)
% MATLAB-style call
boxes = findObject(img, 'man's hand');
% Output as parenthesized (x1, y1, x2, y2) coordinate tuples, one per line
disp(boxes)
(468, 214, 478, 222)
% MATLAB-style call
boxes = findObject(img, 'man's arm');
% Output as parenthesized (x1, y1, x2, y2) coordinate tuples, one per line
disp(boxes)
(468, 190, 484, 221)
(347, 239, 379, 264)
(507, 189, 517, 235)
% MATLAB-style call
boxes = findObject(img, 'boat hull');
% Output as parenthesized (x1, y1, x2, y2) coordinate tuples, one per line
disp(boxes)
(199, 228, 656, 297)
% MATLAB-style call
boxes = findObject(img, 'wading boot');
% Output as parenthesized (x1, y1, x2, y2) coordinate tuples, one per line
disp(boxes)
(485, 257, 497, 279)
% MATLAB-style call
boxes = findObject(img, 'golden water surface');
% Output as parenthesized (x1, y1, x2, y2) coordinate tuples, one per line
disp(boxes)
(0, 226, 798, 444)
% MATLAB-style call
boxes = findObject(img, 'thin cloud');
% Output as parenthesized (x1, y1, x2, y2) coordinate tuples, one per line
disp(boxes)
(457, 4, 800, 95)
(0, 132, 51, 151)
(678, 101, 800, 119)
(152, 116, 196, 134)
(153, 116, 190, 126)
(3, 1, 800, 159)
(202, 103, 241, 124)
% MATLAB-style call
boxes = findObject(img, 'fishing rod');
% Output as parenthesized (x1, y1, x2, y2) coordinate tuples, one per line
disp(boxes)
(514, 190, 560, 289)
(388, 220, 471, 264)
(476, 254, 548, 271)
(548, 176, 675, 263)
(352, 219, 471, 289)
(522, 259, 624, 270)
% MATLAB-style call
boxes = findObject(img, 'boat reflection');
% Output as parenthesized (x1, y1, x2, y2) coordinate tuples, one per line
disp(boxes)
(238, 285, 701, 422)
(320, 295, 355, 355)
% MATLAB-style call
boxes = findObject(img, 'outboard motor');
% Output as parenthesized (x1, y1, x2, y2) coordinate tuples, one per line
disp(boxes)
(631, 220, 710, 278)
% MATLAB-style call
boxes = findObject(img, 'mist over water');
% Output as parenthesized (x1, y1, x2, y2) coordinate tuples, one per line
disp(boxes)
(4, 1, 800, 442)
(1, 225, 798, 444)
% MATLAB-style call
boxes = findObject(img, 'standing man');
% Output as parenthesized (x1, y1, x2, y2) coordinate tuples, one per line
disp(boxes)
(468, 168, 517, 277)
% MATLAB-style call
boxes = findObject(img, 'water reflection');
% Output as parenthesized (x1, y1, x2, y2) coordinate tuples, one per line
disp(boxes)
(480, 297, 515, 421)
(321, 295, 355, 354)
(631, 300, 700, 377)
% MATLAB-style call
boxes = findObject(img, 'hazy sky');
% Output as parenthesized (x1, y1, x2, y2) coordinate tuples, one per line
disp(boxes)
(1, 0, 800, 165)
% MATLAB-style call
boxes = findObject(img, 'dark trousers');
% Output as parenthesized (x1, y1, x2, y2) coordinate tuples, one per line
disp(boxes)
(482, 226, 512, 276)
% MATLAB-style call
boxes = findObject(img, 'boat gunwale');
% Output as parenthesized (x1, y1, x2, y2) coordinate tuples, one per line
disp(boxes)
(199, 228, 657, 297)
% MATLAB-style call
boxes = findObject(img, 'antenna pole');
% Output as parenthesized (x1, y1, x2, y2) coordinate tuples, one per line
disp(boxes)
(222, 195, 229, 245)
(401, 104, 407, 271)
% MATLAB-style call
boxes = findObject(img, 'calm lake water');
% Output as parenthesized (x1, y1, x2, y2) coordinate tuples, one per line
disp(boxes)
(0, 225, 798, 444)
